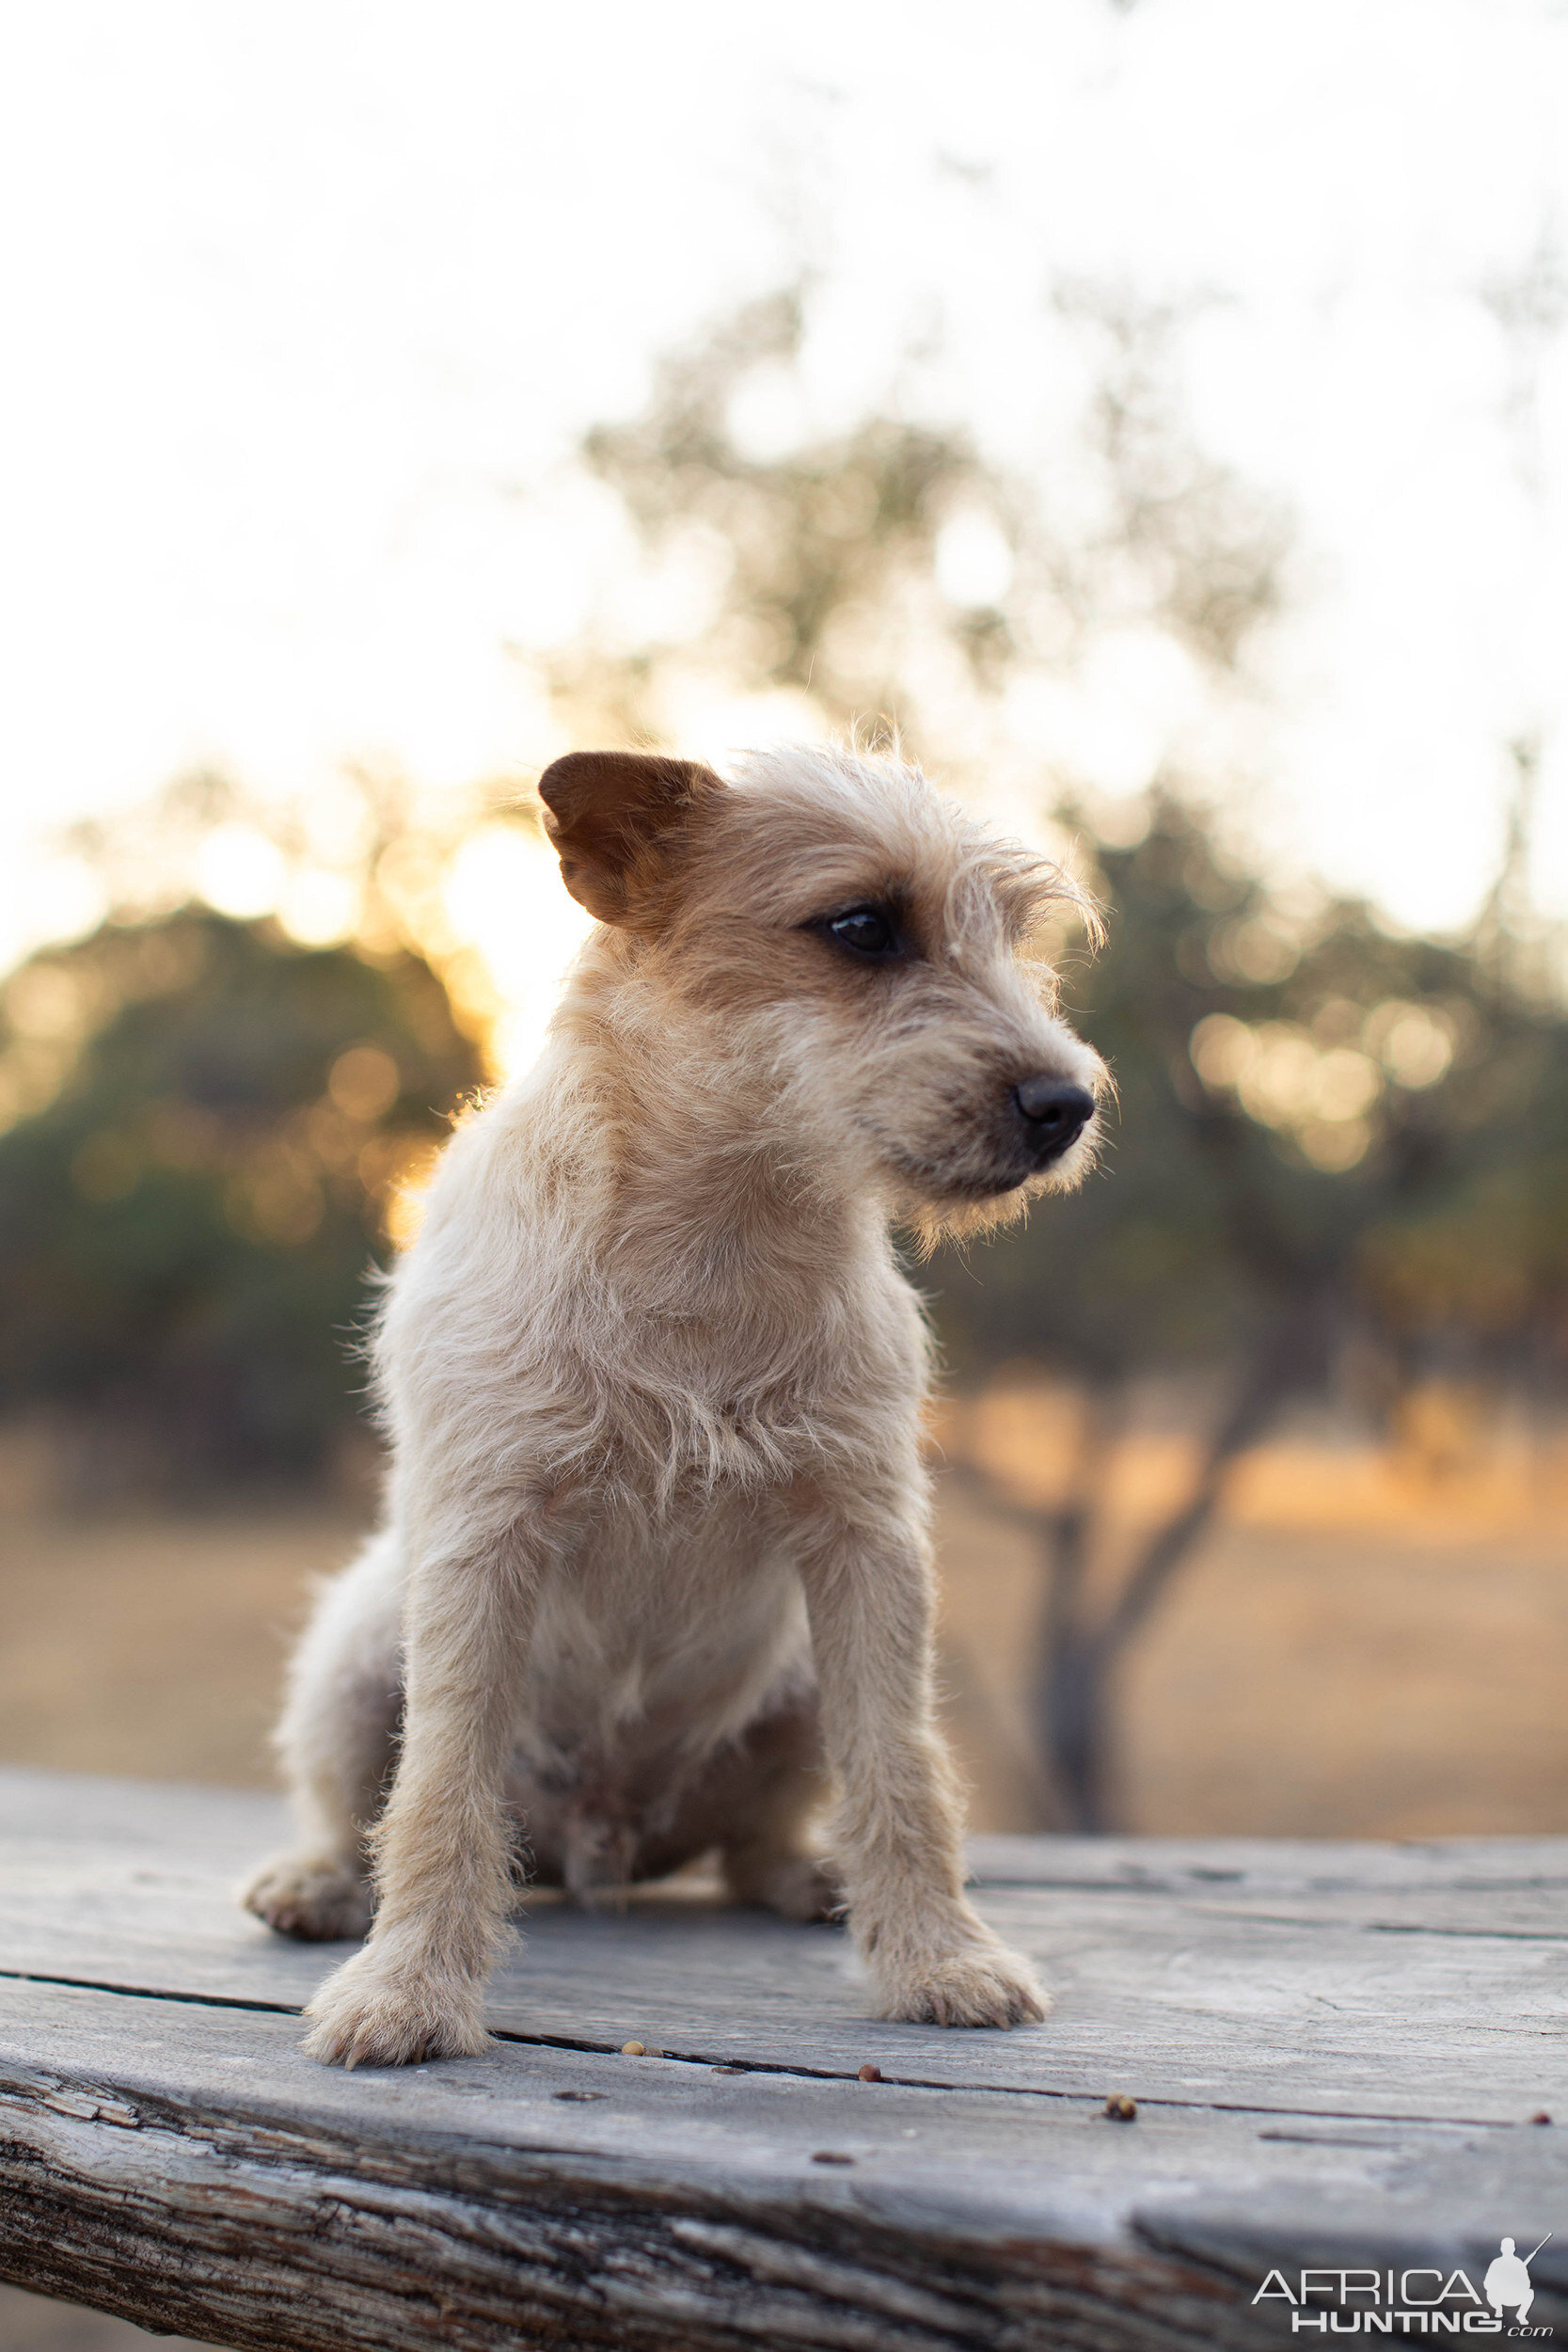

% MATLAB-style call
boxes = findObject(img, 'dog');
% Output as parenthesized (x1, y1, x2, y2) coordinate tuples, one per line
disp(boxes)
(242, 744, 1104, 2068)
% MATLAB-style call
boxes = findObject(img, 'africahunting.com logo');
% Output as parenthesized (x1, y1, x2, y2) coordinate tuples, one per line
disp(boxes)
(1253, 2236, 1553, 2334)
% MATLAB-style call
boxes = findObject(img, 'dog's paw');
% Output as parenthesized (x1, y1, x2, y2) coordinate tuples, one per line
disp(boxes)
(766, 1856, 844, 1924)
(724, 1849, 843, 1924)
(303, 1947, 489, 2070)
(242, 1851, 372, 1943)
(874, 1932, 1048, 2029)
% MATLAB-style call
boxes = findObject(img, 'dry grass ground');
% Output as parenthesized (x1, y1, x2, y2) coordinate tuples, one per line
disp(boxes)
(938, 1487, 1568, 1836)
(937, 1375, 1568, 1835)
(0, 1502, 364, 1788)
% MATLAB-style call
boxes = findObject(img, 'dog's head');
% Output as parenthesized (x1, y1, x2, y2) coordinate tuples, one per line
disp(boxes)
(537, 745, 1106, 1240)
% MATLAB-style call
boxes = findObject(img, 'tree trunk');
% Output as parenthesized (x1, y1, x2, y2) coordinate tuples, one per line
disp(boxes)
(1031, 1297, 1327, 1832)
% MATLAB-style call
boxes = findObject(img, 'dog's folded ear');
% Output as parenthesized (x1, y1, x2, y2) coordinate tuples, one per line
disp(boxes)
(536, 751, 727, 928)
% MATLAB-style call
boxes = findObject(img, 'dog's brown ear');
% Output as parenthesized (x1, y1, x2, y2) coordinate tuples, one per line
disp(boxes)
(536, 751, 726, 927)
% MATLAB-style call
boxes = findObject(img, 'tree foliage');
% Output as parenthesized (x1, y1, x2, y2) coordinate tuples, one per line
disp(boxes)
(944, 791, 1568, 1399)
(545, 283, 1288, 768)
(0, 910, 483, 1482)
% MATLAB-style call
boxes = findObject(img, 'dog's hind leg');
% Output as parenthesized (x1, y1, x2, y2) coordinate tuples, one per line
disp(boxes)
(713, 1690, 841, 1924)
(242, 1532, 404, 1943)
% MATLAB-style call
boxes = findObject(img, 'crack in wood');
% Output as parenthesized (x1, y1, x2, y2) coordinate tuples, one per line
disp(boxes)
(2, 1969, 1542, 2132)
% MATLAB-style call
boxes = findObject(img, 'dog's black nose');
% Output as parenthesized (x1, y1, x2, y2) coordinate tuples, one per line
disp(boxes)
(1012, 1076, 1095, 1162)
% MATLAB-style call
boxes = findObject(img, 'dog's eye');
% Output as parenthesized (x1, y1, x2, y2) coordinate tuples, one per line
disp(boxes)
(825, 905, 900, 959)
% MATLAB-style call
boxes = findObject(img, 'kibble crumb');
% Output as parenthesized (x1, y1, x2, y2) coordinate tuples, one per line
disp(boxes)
(620, 2041, 646, 2057)
(1531, 2109, 1553, 2125)
(1104, 2093, 1137, 2122)
(812, 2150, 855, 2165)
(857, 2063, 882, 2083)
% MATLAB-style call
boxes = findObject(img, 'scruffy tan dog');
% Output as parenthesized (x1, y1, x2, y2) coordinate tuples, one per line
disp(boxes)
(243, 746, 1103, 2068)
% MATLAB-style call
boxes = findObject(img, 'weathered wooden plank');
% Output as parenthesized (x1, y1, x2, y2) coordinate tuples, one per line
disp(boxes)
(4, 1772, 1565, 2124)
(3, 1977, 1565, 2351)
(4, 1771, 1568, 2347)
(0, 1978, 1255, 2350)
(967, 1830, 1568, 1895)
(6, 1772, 1568, 2344)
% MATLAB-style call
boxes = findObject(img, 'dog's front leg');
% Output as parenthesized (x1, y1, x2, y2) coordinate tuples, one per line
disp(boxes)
(796, 1480, 1047, 2029)
(303, 1502, 551, 2069)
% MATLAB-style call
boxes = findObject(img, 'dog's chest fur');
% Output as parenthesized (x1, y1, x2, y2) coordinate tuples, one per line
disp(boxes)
(373, 1027, 929, 1842)
(384, 1033, 930, 1513)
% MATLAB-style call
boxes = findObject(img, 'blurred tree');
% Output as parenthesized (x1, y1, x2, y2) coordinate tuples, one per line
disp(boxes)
(55, 763, 545, 1067)
(542, 282, 1288, 772)
(0, 909, 483, 1486)
(944, 785, 1568, 1825)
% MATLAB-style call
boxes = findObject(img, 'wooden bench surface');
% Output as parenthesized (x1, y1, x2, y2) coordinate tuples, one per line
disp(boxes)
(0, 1767, 1564, 2348)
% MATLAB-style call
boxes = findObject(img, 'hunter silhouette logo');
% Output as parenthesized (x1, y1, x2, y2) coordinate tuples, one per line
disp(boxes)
(1252, 2234, 1555, 2332)
(1486, 2238, 1551, 2328)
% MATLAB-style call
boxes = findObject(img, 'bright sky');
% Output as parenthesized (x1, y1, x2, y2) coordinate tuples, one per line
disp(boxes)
(2, 0, 1566, 1018)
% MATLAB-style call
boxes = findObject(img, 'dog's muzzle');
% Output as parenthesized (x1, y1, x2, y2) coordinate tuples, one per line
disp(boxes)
(1011, 1076, 1096, 1168)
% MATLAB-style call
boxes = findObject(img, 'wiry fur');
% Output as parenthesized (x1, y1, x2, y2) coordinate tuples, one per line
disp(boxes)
(242, 746, 1105, 2068)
